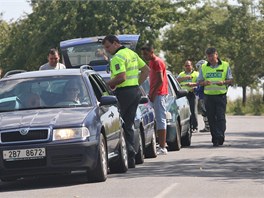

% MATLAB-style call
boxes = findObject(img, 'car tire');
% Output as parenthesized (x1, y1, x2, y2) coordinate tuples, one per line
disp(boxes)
(109, 130, 128, 173)
(135, 132, 144, 164)
(87, 133, 108, 182)
(145, 131, 157, 158)
(181, 123, 192, 147)
(167, 121, 181, 151)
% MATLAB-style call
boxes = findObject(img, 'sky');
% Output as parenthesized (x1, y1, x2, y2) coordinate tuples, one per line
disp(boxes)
(0, 0, 32, 22)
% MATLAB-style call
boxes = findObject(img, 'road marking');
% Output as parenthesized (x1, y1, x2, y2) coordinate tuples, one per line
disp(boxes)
(153, 183, 178, 198)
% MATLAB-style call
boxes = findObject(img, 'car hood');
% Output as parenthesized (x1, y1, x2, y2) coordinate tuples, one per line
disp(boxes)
(0, 107, 93, 130)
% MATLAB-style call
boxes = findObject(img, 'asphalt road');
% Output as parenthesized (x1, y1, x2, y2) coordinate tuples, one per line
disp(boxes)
(0, 115, 263, 198)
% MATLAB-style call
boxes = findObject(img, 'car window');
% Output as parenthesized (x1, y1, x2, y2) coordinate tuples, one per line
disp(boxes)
(88, 74, 111, 101)
(63, 41, 136, 67)
(167, 79, 175, 96)
(0, 76, 91, 112)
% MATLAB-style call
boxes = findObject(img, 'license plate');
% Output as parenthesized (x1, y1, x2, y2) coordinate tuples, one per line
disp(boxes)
(3, 148, 46, 161)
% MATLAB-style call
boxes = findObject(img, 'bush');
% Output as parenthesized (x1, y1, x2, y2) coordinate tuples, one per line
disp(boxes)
(227, 93, 264, 115)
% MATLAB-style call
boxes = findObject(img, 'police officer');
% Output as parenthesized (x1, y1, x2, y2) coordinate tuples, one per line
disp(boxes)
(102, 35, 150, 168)
(177, 60, 199, 132)
(197, 47, 233, 146)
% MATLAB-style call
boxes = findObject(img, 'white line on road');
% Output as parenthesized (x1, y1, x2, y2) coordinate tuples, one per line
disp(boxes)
(153, 183, 178, 198)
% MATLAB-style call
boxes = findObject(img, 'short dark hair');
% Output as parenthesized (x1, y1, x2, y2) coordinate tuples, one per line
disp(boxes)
(102, 35, 120, 44)
(49, 48, 59, 55)
(205, 47, 217, 55)
(141, 44, 154, 52)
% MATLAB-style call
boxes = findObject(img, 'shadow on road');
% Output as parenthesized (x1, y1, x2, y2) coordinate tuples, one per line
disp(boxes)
(1, 128, 263, 192)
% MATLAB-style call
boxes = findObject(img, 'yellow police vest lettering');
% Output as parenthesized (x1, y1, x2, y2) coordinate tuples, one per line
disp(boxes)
(202, 61, 229, 95)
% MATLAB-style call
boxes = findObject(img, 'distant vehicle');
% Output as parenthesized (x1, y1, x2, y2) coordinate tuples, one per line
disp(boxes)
(141, 71, 191, 151)
(99, 72, 157, 163)
(60, 34, 139, 71)
(0, 67, 128, 183)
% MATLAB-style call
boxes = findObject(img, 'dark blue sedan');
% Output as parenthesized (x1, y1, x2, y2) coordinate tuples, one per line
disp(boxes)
(0, 67, 128, 182)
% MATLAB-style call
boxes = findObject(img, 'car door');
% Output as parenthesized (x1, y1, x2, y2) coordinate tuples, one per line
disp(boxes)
(167, 73, 191, 133)
(88, 74, 121, 155)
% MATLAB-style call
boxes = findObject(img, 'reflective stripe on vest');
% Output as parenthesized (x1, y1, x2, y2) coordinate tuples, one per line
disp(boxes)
(202, 61, 229, 95)
(112, 48, 139, 88)
(178, 71, 198, 92)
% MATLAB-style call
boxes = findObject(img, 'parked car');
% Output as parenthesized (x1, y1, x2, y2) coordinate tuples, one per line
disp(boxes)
(141, 70, 191, 151)
(60, 34, 140, 71)
(0, 66, 128, 183)
(60, 34, 157, 162)
(99, 72, 157, 163)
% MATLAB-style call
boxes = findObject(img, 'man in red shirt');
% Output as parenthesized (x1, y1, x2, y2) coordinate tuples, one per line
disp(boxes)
(141, 44, 169, 155)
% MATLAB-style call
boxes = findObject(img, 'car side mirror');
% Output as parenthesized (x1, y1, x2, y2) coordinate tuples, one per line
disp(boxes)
(177, 90, 188, 98)
(99, 95, 118, 106)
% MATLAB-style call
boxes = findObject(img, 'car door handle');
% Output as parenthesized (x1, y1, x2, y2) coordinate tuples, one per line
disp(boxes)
(109, 111, 114, 118)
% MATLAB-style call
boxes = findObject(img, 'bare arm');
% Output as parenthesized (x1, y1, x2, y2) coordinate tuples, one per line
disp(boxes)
(107, 72, 126, 89)
(149, 71, 163, 102)
(177, 75, 192, 82)
(138, 65, 150, 85)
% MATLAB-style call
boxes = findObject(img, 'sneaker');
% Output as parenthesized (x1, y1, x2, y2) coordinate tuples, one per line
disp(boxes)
(157, 147, 168, 155)
(191, 128, 198, 133)
(199, 128, 210, 132)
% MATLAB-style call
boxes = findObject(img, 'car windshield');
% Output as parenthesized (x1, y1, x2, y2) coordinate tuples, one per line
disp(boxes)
(65, 42, 135, 67)
(0, 76, 91, 112)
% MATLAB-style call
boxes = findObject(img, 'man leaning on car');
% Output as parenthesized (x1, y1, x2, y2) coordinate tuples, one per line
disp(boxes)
(102, 35, 150, 168)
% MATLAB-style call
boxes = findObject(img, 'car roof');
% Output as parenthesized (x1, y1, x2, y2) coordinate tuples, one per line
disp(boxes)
(1, 68, 96, 80)
(60, 34, 140, 48)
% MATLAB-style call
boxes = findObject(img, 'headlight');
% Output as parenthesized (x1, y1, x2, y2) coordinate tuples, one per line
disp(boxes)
(53, 127, 90, 141)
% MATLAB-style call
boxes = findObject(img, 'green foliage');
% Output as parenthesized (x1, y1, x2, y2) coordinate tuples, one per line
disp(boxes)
(162, 0, 264, 104)
(0, 18, 11, 72)
(227, 93, 264, 115)
(1, 0, 181, 72)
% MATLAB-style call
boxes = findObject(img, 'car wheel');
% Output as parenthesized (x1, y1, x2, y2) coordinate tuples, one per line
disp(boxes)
(145, 131, 157, 158)
(135, 132, 144, 164)
(181, 123, 192, 147)
(167, 121, 181, 151)
(87, 133, 108, 182)
(109, 130, 128, 173)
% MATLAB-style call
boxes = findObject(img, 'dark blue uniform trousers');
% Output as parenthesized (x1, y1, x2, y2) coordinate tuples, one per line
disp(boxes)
(115, 86, 141, 159)
(204, 94, 227, 145)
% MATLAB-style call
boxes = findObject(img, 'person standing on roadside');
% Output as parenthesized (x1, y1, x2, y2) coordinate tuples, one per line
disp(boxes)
(195, 60, 210, 132)
(177, 60, 199, 133)
(102, 35, 150, 168)
(141, 44, 168, 155)
(197, 47, 233, 146)
(39, 48, 66, 70)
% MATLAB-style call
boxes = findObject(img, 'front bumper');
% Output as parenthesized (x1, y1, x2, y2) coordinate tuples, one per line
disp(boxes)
(0, 140, 98, 178)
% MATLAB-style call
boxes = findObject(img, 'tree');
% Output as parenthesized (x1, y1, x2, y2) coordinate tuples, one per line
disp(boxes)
(0, 16, 11, 72)
(162, 3, 229, 73)
(162, 0, 264, 104)
(1, 0, 185, 71)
